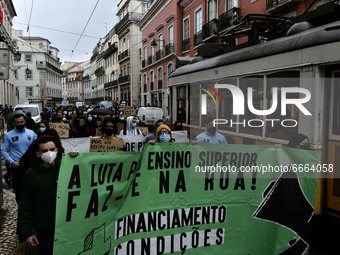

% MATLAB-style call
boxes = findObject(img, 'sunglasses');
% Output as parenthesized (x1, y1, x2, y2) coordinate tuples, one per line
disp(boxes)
(159, 131, 170, 135)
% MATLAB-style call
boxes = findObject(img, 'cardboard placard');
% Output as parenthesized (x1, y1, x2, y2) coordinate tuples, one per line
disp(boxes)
(89, 138, 124, 152)
(49, 122, 70, 138)
(95, 128, 102, 136)
(79, 119, 85, 127)
(123, 106, 136, 116)
(138, 127, 149, 134)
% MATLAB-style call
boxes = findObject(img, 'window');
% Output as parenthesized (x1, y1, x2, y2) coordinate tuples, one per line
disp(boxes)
(142, 3, 147, 14)
(332, 71, 340, 135)
(25, 69, 33, 79)
(168, 24, 174, 45)
(208, 0, 217, 21)
(26, 87, 33, 97)
(218, 78, 238, 131)
(183, 18, 190, 40)
(39, 43, 43, 48)
(240, 76, 264, 136)
(266, 71, 300, 138)
(25, 54, 32, 62)
(195, 8, 202, 33)
(158, 33, 164, 52)
(177, 86, 187, 122)
(168, 63, 174, 77)
(14, 70, 18, 79)
(143, 74, 147, 92)
(158, 67, 163, 89)
(150, 70, 154, 90)
(144, 44, 147, 60)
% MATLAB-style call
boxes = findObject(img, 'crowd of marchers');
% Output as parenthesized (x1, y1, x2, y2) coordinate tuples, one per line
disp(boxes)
(0, 104, 312, 255)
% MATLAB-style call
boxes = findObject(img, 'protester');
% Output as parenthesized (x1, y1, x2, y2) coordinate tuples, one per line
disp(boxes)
(101, 117, 119, 140)
(145, 119, 164, 142)
(37, 121, 50, 136)
(25, 112, 37, 132)
(40, 108, 50, 122)
(287, 133, 311, 150)
(149, 124, 174, 144)
(195, 119, 227, 144)
(173, 120, 183, 131)
(81, 113, 98, 137)
(18, 135, 77, 255)
(119, 116, 143, 136)
(1, 113, 37, 193)
(17, 129, 65, 204)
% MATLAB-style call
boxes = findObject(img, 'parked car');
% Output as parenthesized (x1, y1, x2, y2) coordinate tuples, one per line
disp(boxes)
(14, 104, 41, 123)
(137, 107, 164, 126)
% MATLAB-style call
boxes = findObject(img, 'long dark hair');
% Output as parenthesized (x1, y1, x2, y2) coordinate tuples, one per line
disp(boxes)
(101, 117, 118, 135)
(287, 133, 310, 149)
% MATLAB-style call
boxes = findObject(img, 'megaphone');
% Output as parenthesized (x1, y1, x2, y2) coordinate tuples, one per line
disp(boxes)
(253, 165, 314, 254)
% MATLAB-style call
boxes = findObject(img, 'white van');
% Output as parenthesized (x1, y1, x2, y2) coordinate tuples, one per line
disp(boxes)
(14, 104, 41, 123)
(137, 107, 164, 126)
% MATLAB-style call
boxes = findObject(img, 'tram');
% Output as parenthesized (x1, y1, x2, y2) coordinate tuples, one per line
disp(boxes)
(168, 14, 340, 216)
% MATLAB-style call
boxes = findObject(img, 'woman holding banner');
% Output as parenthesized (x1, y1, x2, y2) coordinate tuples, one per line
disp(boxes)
(101, 117, 119, 140)
(149, 124, 174, 144)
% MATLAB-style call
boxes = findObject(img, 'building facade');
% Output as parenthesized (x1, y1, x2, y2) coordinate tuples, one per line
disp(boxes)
(13, 30, 63, 107)
(116, 0, 142, 106)
(139, 0, 179, 116)
(103, 27, 119, 104)
(90, 40, 105, 103)
(0, 0, 17, 107)
(65, 61, 89, 104)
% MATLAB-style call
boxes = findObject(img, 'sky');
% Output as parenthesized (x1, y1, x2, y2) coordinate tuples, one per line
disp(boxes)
(12, 0, 118, 63)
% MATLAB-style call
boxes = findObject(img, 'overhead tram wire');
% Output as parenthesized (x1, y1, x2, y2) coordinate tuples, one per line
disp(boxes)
(70, 0, 101, 61)
(14, 22, 101, 40)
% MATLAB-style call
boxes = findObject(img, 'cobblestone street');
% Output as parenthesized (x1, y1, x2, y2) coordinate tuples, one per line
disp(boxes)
(0, 188, 18, 255)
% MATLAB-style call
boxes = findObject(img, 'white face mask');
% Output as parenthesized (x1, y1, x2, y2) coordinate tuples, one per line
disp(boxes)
(41, 151, 57, 164)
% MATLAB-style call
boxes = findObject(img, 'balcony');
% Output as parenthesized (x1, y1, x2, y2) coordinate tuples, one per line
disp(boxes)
(266, 0, 296, 12)
(202, 19, 219, 40)
(219, 8, 239, 32)
(148, 55, 154, 65)
(118, 49, 130, 62)
(155, 50, 163, 61)
(194, 31, 202, 47)
(104, 80, 118, 89)
(150, 81, 154, 90)
(142, 59, 147, 68)
(115, 12, 142, 34)
(95, 66, 104, 77)
(165, 43, 174, 56)
(118, 75, 130, 83)
(182, 38, 190, 52)
(158, 80, 163, 90)
(102, 42, 118, 59)
(36, 61, 63, 75)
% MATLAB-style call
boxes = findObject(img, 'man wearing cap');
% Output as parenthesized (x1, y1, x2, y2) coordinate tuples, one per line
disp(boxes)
(1, 113, 37, 200)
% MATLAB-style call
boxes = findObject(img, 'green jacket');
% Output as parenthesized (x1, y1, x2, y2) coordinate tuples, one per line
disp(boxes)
(18, 157, 61, 239)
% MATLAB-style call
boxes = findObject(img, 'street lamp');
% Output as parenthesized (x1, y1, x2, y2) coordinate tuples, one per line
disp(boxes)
(25, 66, 30, 75)
(151, 39, 165, 47)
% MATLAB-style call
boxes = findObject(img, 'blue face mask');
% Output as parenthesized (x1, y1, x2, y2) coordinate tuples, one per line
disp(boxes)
(136, 119, 140, 124)
(131, 123, 137, 129)
(159, 133, 171, 143)
(88, 117, 93, 121)
(39, 127, 46, 133)
(93, 115, 97, 118)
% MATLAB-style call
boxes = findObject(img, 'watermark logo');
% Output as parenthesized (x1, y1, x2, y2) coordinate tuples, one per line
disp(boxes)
(201, 84, 311, 116)
(200, 84, 312, 129)
(200, 83, 222, 115)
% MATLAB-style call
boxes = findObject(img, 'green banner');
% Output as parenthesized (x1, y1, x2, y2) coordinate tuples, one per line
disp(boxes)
(54, 143, 320, 255)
